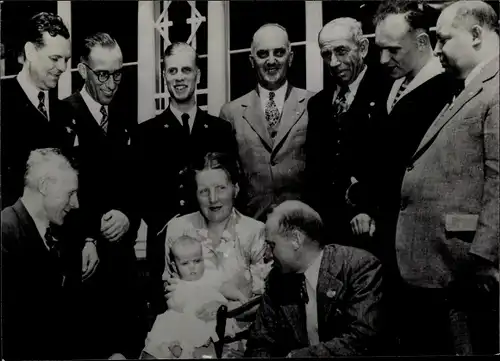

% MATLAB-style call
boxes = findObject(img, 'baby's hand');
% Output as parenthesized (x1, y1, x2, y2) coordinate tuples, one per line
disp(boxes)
(168, 341, 183, 358)
(220, 281, 249, 303)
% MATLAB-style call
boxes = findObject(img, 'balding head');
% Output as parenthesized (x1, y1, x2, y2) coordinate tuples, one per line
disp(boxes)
(435, 0, 499, 78)
(249, 23, 293, 90)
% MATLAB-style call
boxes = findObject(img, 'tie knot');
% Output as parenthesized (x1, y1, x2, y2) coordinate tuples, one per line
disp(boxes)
(38, 91, 45, 102)
(100, 105, 107, 117)
(45, 227, 57, 249)
(268, 91, 275, 101)
(181, 113, 190, 123)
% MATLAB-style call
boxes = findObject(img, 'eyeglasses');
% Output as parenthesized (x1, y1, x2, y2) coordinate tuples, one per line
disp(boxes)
(82, 63, 123, 83)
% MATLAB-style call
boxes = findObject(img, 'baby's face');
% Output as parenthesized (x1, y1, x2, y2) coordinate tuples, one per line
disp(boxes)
(173, 243, 205, 281)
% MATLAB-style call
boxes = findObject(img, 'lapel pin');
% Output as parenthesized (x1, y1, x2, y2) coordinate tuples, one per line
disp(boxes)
(326, 289, 336, 298)
(204, 124, 208, 128)
(72, 118, 76, 125)
(370, 102, 375, 107)
(164, 124, 169, 128)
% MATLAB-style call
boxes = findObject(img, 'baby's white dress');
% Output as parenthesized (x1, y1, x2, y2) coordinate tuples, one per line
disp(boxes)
(144, 270, 237, 359)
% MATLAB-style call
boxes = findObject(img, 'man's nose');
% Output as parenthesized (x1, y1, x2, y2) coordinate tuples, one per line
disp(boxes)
(433, 43, 442, 57)
(106, 76, 117, 90)
(380, 50, 390, 65)
(329, 54, 340, 68)
(56, 58, 68, 73)
(70, 194, 79, 209)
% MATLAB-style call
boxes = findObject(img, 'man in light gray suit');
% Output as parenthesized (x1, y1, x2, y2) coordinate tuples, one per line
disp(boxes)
(220, 24, 314, 221)
(396, 0, 499, 355)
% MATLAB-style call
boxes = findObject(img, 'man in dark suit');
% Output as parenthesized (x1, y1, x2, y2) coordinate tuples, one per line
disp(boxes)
(220, 24, 314, 222)
(245, 200, 384, 357)
(394, 1, 499, 355)
(134, 42, 238, 313)
(1, 12, 73, 209)
(2, 148, 83, 360)
(62, 32, 143, 359)
(305, 17, 392, 244)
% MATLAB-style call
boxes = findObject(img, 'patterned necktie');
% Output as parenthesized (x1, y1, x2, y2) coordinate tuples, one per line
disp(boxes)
(181, 113, 190, 136)
(38, 91, 48, 119)
(265, 91, 281, 138)
(44, 227, 60, 258)
(391, 78, 410, 109)
(300, 274, 309, 304)
(100, 105, 108, 133)
(333, 86, 349, 117)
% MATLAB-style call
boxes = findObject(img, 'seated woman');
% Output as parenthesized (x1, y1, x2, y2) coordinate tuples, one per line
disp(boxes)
(143, 235, 247, 359)
(157, 152, 272, 357)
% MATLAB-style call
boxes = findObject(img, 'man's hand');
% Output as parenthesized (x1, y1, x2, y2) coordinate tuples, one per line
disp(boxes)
(195, 301, 225, 322)
(82, 240, 99, 281)
(101, 210, 130, 242)
(108, 353, 127, 360)
(350, 213, 376, 237)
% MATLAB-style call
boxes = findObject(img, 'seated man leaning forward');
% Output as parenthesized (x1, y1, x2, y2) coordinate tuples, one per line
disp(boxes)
(245, 200, 385, 357)
(143, 235, 246, 359)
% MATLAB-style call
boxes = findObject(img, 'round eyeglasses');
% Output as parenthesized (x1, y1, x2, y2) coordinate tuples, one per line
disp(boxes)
(82, 63, 123, 83)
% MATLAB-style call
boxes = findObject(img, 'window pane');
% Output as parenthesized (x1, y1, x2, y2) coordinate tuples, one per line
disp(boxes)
(229, 44, 306, 101)
(229, 1, 305, 50)
(1, 1, 58, 76)
(71, 1, 138, 67)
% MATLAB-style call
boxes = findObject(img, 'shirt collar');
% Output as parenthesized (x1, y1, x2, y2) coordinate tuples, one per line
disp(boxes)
(17, 66, 49, 110)
(20, 197, 49, 248)
(258, 80, 288, 101)
(170, 103, 198, 125)
(465, 54, 498, 87)
(80, 86, 108, 123)
(304, 250, 324, 286)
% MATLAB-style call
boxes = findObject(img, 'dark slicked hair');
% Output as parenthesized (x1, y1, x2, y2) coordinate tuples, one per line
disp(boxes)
(79, 32, 120, 63)
(164, 42, 200, 68)
(450, 1, 499, 34)
(374, 0, 433, 33)
(275, 205, 326, 246)
(24, 12, 70, 49)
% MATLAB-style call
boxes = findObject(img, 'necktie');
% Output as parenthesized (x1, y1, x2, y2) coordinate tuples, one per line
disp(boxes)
(181, 113, 190, 136)
(38, 91, 48, 119)
(333, 86, 349, 117)
(100, 106, 108, 133)
(265, 91, 280, 138)
(300, 274, 309, 304)
(44, 227, 60, 258)
(391, 78, 410, 109)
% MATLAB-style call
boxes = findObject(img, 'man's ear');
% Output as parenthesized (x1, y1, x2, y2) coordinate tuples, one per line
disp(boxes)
(416, 33, 430, 50)
(287, 49, 294, 67)
(233, 182, 240, 199)
(471, 25, 483, 47)
(291, 229, 304, 250)
(249, 54, 255, 69)
(359, 37, 370, 58)
(24, 42, 37, 63)
(38, 176, 50, 196)
(77, 63, 87, 80)
(196, 68, 201, 85)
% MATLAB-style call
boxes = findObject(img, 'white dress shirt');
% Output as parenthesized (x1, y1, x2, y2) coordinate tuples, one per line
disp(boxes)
(80, 87, 108, 125)
(17, 67, 50, 120)
(303, 250, 324, 346)
(170, 104, 198, 133)
(258, 81, 288, 115)
(21, 198, 50, 251)
(387, 56, 444, 113)
(332, 65, 368, 110)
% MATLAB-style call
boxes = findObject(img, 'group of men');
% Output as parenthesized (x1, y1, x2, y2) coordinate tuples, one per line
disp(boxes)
(1, 0, 498, 359)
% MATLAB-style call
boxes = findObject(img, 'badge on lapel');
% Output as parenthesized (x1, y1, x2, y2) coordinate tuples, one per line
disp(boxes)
(326, 289, 337, 298)
(204, 124, 208, 128)
(164, 124, 169, 128)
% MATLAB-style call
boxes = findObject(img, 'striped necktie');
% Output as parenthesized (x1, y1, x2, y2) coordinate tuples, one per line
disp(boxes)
(38, 91, 48, 119)
(333, 86, 349, 117)
(100, 105, 108, 133)
(391, 78, 410, 109)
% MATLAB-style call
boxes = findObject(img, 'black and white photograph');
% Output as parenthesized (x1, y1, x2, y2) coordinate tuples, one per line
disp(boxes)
(0, 0, 499, 359)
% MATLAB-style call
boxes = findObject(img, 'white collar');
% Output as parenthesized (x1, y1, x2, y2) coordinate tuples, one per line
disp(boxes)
(388, 56, 443, 112)
(465, 54, 498, 87)
(304, 250, 324, 288)
(80, 86, 108, 124)
(258, 81, 288, 114)
(170, 104, 198, 131)
(20, 197, 50, 249)
(17, 66, 49, 118)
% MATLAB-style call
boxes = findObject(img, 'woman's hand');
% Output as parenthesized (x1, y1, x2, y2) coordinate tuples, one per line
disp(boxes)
(195, 300, 225, 321)
(163, 276, 180, 301)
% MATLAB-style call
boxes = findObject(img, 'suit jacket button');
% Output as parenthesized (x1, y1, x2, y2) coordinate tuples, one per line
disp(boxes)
(179, 184, 184, 189)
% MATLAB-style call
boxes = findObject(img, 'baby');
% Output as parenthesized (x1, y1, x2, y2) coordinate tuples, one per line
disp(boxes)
(143, 235, 248, 359)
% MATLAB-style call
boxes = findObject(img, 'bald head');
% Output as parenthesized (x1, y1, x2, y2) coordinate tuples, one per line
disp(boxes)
(319, 17, 364, 47)
(251, 24, 290, 54)
(442, 0, 499, 33)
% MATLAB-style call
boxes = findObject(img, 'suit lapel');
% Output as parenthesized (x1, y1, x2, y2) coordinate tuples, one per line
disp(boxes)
(316, 247, 344, 340)
(272, 86, 307, 153)
(12, 200, 47, 253)
(281, 302, 309, 347)
(241, 90, 273, 151)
